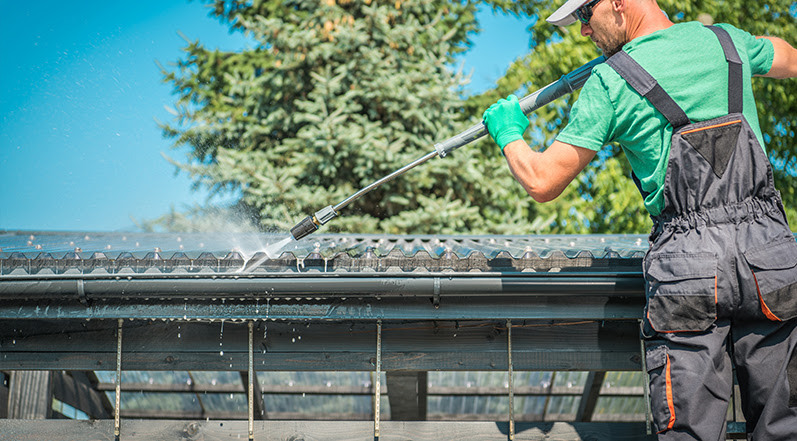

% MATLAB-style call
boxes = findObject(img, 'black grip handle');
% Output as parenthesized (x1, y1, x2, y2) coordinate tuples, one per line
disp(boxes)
(434, 56, 606, 158)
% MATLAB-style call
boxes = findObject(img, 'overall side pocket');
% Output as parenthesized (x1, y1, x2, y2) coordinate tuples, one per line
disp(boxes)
(646, 345, 676, 433)
(744, 238, 797, 321)
(645, 253, 718, 333)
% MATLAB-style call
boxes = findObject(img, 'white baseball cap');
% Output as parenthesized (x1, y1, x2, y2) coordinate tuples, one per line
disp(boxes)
(546, 0, 590, 27)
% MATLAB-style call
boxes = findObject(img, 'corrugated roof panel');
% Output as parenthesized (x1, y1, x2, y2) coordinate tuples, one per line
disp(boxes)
(1, 231, 649, 275)
(0, 231, 650, 259)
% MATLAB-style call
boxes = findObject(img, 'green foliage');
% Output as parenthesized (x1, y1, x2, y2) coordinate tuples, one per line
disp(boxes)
(469, 0, 797, 233)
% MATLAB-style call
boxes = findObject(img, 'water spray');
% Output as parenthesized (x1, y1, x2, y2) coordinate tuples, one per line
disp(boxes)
(290, 56, 606, 241)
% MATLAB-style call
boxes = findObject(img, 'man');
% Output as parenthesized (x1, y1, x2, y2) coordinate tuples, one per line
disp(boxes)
(482, 0, 797, 439)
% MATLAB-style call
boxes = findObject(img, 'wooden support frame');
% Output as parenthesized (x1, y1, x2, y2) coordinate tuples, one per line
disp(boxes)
(238, 371, 266, 420)
(0, 319, 643, 372)
(6, 371, 52, 419)
(51, 371, 111, 419)
(0, 295, 644, 321)
(0, 419, 659, 440)
(0, 372, 9, 418)
(575, 371, 606, 422)
(91, 382, 645, 397)
(385, 371, 428, 421)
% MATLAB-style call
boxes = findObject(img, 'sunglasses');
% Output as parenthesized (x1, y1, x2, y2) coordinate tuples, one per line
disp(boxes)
(575, 0, 603, 25)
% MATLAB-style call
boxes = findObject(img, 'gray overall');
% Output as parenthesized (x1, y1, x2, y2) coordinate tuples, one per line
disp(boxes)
(607, 27, 797, 440)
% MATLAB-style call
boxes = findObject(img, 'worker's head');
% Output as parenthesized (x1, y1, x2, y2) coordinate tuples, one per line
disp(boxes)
(546, 0, 665, 57)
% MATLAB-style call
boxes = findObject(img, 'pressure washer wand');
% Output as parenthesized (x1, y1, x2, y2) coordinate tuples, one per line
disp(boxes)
(290, 56, 606, 241)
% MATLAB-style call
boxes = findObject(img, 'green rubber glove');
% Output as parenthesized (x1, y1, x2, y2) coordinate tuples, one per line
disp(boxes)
(482, 94, 529, 154)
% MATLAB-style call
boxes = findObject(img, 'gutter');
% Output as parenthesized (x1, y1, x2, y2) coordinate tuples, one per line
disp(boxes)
(0, 272, 643, 300)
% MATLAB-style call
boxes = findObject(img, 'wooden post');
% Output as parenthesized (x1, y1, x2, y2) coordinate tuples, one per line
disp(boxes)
(7, 371, 52, 419)
(385, 372, 428, 420)
(575, 371, 606, 422)
(51, 371, 112, 419)
(0, 372, 8, 418)
(641, 337, 651, 435)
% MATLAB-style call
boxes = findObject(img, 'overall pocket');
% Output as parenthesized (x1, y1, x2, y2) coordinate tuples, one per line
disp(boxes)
(646, 345, 676, 433)
(645, 253, 718, 333)
(744, 238, 797, 321)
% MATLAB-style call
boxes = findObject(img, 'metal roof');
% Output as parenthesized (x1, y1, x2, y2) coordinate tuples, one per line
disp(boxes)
(0, 231, 649, 276)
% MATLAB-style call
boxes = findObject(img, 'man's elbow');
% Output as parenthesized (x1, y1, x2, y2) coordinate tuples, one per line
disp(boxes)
(530, 192, 559, 204)
(526, 183, 562, 203)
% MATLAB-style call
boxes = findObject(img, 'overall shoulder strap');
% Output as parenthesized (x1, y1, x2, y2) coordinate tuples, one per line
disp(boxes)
(606, 51, 690, 130)
(707, 26, 744, 114)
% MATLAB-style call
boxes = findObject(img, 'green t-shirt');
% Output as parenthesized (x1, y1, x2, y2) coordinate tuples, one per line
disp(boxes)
(556, 22, 774, 216)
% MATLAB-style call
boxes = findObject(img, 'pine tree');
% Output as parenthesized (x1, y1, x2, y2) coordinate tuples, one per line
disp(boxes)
(161, 0, 555, 234)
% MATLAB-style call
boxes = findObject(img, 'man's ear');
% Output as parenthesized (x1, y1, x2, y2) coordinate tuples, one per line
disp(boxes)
(612, 0, 628, 13)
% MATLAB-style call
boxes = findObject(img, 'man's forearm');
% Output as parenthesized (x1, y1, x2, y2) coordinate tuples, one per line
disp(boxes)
(503, 140, 552, 203)
(503, 139, 597, 203)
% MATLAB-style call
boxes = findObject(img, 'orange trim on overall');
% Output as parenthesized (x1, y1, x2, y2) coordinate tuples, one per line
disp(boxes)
(656, 353, 677, 434)
(714, 275, 718, 305)
(753, 272, 782, 321)
(664, 353, 676, 432)
(680, 119, 741, 135)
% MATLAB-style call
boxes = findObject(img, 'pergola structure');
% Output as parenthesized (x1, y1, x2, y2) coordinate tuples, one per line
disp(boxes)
(0, 231, 750, 440)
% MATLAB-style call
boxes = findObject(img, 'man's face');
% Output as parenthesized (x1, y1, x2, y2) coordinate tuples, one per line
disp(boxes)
(579, 0, 628, 57)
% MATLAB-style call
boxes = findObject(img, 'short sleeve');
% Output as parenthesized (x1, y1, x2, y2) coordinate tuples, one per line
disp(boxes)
(717, 23, 774, 76)
(555, 70, 615, 151)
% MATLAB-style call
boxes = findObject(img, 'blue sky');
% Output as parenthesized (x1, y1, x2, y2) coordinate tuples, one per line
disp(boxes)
(1, 1, 532, 232)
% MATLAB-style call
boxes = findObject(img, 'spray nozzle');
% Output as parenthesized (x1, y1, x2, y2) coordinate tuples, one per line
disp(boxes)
(290, 205, 337, 240)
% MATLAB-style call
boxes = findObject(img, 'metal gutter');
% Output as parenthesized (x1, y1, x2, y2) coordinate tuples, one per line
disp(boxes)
(0, 272, 643, 299)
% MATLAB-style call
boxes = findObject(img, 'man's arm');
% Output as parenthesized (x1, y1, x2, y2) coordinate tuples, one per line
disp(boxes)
(759, 36, 797, 79)
(481, 94, 597, 202)
(502, 139, 597, 203)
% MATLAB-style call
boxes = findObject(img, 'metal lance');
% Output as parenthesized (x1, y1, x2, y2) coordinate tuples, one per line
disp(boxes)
(290, 56, 606, 240)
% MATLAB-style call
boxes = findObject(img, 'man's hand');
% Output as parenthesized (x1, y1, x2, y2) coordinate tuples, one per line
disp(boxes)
(482, 95, 530, 154)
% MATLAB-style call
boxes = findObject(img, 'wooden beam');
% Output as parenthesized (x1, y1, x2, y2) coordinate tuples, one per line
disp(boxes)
(7, 371, 52, 419)
(386, 371, 428, 420)
(92, 382, 644, 398)
(118, 410, 373, 420)
(238, 371, 266, 420)
(0, 319, 643, 372)
(0, 295, 645, 321)
(51, 371, 111, 419)
(575, 371, 606, 422)
(0, 419, 661, 440)
(113, 410, 651, 422)
(0, 372, 9, 418)
(418, 371, 428, 421)
(84, 371, 115, 417)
